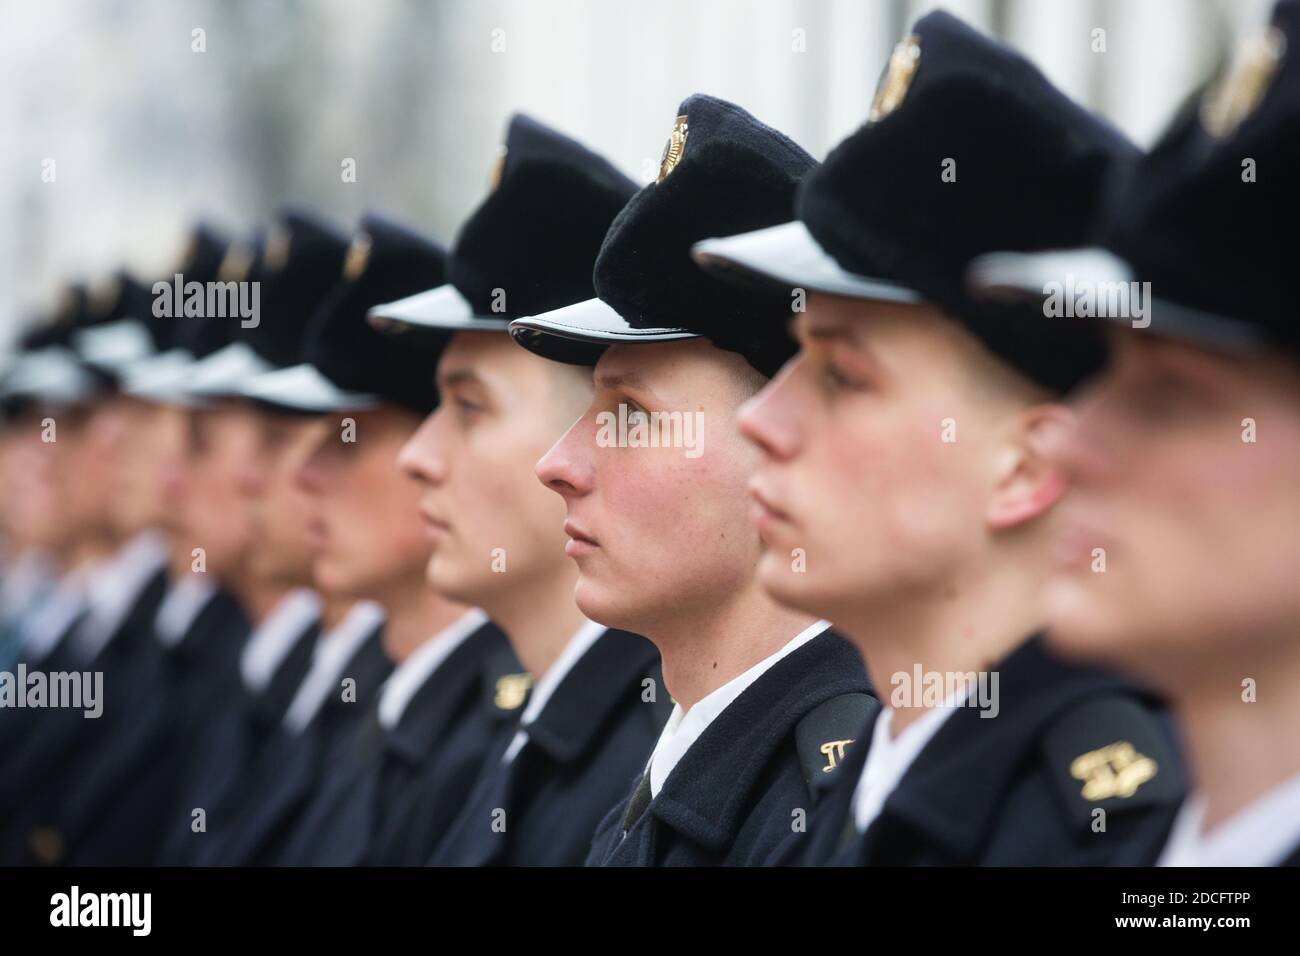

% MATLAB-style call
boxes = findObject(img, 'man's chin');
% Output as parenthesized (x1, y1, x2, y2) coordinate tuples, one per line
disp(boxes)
(1045, 581, 1140, 666)
(756, 552, 823, 617)
(573, 577, 637, 634)
(425, 556, 489, 607)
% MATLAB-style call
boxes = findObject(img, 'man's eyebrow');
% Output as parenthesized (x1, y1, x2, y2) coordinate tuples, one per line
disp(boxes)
(801, 321, 853, 341)
(594, 368, 648, 391)
(437, 366, 483, 388)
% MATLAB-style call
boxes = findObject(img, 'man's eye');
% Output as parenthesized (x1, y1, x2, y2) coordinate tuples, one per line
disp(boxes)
(624, 402, 650, 424)
(454, 396, 483, 419)
(821, 363, 858, 391)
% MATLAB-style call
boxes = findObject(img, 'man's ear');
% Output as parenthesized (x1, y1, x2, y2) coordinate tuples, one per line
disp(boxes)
(986, 404, 1074, 531)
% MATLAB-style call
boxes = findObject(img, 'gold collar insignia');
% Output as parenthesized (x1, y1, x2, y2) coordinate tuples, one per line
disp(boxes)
(495, 672, 532, 711)
(1070, 740, 1158, 801)
(657, 114, 690, 183)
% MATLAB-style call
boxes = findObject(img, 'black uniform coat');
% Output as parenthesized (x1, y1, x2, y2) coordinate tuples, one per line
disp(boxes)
(58, 589, 250, 865)
(274, 621, 519, 866)
(195, 624, 392, 866)
(428, 628, 666, 867)
(587, 628, 874, 867)
(780, 635, 1187, 866)
(0, 567, 165, 789)
(0, 608, 88, 765)
(154, 615, 318, 865)
(0, 567, 175, 865)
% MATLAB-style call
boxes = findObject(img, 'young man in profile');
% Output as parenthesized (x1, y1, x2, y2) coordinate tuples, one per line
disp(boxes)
(692, 11, 1186, 864)
(236, 213, 519, 866)
(967, 0, 1300, 866)
(510, 94, 872, 867)
(374, 115, 668, 866)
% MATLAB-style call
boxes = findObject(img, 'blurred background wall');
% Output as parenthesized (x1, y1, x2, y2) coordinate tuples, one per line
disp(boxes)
(0, 0, 1277, 343)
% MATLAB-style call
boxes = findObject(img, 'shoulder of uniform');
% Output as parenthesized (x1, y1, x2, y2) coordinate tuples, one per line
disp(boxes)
(1040, 693, 1186, 831)
(795, 692, 879, 795)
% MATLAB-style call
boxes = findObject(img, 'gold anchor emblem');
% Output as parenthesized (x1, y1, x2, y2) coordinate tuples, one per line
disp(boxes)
(263, 224, 292, 272)
(657, 115, 689, 183)
(217, 241, 254, 283)
(343, 232, 373, 281)
(870, 34, 922, 123)
(89, 275, 122, 317)
(1070, 741, 1157, 800)
(819, 738, 854, 773)
(487, 145, 508, 192)
(494, 673, 532, 711)
(1201, 25, 1286, 139)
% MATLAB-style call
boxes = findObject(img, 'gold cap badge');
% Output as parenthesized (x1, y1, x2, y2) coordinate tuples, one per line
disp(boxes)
(1201, 25, 1286, 139)
(53, 286, 80, 323)
(870, 34, 922, 123)
(263, 223, 292, 272)
(343, 232, 373, 281)
(1070, 740, 1158, 801)
(88, 275, 122, 317)
(657, 114, 689, 183)
(495, 673, 532, 711)
(217, 241, 254, 283)
(488, 145, 509, 192)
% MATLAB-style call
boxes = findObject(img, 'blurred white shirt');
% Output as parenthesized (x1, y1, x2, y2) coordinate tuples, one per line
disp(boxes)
(852, 688, 967, 833)
(1159, 771, 1300, 867)
(239, 587, 321, 695)
(378, 608, 488, 730)
(282, 600, 385, 735)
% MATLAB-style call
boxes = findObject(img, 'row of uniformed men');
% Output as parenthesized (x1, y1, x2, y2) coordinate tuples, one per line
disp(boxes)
(1, 5, 1297, 866)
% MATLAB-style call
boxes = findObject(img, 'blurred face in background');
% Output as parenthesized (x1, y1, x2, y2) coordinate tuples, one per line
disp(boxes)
(2, 406, 80, 558)
(399, 332, 590, 612)
(244, 411, 327, 588)
(181, 402, 262, 583)
(296, 404, 430, 600)
(535, 339, 763, 636)
(110, 397, 188, 537)
(62, 395, 134, 548)
(0, 425, 24, 546)
(1046, 332, 1300, 687)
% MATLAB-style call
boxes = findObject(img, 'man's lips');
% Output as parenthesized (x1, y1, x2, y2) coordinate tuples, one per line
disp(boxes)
(418, 505, 453, 539)
(747, 480, 793, 532)
(306, 518, 330, 548)
(563, 519, 599, 557)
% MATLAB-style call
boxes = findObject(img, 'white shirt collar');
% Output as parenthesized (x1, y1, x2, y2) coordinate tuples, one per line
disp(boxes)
(239, 588, 321, 694)
(851, 686, 968, 833)
(282, 601, 386, 735)
(18, 568, 91, 663)
(1159, 771, 1300, 867)
(0, 550, 54, 620)
(647, 619, 831, 797)
(377, 608, 488, 730)
(154, 575, 219, 648)
(501, 618, 607, 764)
(72, 530, 170, 661)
